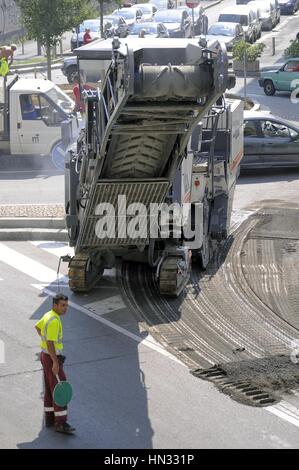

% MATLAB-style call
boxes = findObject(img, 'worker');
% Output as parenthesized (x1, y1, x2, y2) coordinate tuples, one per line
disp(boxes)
(20, 95, 39, 120)
(35, 294, 76, 435)
(0, 57, 9, 77)
(72, 73, 85, 115)
(0, 44, 17, 67)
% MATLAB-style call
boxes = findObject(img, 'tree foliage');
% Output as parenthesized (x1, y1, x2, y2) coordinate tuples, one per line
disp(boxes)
(16, 0, 96, 79)
(16, 0, 96, 46)
(284, 40, 299, 58)
(233, 40, 266, 62)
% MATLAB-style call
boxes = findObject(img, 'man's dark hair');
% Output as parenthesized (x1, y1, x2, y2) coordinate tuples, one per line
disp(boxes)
(53, 294, 68, 306)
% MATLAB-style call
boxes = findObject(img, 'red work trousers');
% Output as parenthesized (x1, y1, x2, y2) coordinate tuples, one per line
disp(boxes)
(40, 352, 68, 426)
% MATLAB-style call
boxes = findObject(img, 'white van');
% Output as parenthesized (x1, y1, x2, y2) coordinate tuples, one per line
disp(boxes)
(218, 5, 256, 43)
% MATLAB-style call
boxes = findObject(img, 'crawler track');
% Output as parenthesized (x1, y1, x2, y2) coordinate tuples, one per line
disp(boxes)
(118, 207, 299, 405)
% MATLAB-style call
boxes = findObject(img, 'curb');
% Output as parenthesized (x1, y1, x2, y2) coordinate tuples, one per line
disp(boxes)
(203, 0, 222, 10)
(0, 228, 68, 242)
(11, 62, 62, 75)
(0, 218, 65, 230)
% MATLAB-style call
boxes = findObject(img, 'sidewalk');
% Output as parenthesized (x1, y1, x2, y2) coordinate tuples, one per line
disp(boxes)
(13, 32, 72, 64)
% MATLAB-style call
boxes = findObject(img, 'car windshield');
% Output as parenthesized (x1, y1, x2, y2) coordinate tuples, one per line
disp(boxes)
(130, 24, 157, 34)
(79, 21, 101, 32)
(137, 5, 152, 13)
(218, 14, 248, 26)
(104, 16, 119, 25)
(184, 7, 200, 18)
(208, 24, 235, 35)
(115, 9, 135, 19)
(47, 87, 74, 114)
(155, 10, 181, 22)
(150, 0, 168, 7)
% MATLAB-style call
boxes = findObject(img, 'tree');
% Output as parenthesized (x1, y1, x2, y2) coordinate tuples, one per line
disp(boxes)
(16, 0, 96, 80)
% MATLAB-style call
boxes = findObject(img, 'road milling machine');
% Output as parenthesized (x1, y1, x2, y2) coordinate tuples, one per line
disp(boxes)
(64, 37, 243, 296)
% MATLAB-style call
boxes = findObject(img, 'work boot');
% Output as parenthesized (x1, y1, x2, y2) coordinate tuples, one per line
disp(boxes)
(45, 416, 55, 428)
(55, 422, 76, 435)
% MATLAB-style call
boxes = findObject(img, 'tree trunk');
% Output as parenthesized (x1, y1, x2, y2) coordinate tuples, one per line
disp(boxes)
(46, 40, 52, 81)
(99, 0, 104, 38)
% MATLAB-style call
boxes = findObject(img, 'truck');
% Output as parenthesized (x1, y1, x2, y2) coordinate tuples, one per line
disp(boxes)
(63, 37, 243, 296)
(0, 76, 81, 162)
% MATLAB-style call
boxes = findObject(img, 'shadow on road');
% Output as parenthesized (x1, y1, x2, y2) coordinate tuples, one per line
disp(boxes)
(238, 167, 299, 183)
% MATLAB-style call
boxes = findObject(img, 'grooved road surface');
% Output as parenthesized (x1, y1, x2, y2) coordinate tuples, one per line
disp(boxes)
(118, 204, 299, 407)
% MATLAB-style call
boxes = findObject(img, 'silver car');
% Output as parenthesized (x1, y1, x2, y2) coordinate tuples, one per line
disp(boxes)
(243, 111, 299, 168)
(207, 22, 245, 52)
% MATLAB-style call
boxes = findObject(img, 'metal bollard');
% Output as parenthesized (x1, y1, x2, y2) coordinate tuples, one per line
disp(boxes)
(272, 37, 275, 56)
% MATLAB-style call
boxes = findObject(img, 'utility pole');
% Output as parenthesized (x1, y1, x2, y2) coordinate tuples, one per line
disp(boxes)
(244, 49, 247, 104)
(99, 0, 104, 38)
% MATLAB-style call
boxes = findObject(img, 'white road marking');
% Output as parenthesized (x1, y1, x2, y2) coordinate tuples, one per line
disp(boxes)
(0, 242, 64, 284)
(268, 401, 299, 430)
(31, 283, 181, 364)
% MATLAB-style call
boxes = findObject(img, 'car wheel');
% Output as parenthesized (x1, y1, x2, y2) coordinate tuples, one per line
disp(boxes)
(51, 141, 66, 171)
(67, 66, 78, 84)
(264, 80, 275, 96)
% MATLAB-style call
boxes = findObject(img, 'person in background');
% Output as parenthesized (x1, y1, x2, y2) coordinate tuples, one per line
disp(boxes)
(20, 95, 39, 120)
(0, 44, 17, 67)
(72, 73, 85, 115)
(83, 28, 92, 45)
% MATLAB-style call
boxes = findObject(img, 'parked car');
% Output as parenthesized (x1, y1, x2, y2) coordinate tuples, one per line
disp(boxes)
(127, 22, 169, 37)
(278, 0, 299, 14)
(154, 8, 192, 37)
(248, 0, 275, 30)
(218, 6, 256, 43)
(249, 4, 262, 38)
(71, 19, 104, 50)
(207, 22, 245, 52)
(243, 111, 299, 169)
(133, 3, 157, 21)
(178, 5, 208, 35)
(259, 58, 299, 95)
(149, 0, 175, 10)
(103, 15, 130, 38)
(61, 56, 78, 84)
(269, 0, 281, 24)
(113, 7, 144, 29)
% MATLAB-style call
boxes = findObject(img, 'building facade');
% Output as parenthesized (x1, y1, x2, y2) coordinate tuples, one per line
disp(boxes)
(0, 0, 24, 42)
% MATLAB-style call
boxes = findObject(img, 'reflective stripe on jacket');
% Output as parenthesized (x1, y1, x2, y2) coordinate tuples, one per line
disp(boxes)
(36, 310, 63, 354)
